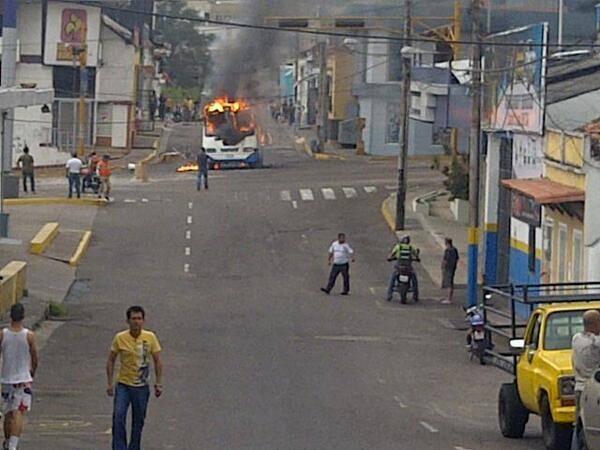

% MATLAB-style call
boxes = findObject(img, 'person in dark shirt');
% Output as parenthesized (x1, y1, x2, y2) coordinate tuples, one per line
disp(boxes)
(196, 148, 209, 191)
(441, 237, 459, 304)
(16, 146, 35, 194)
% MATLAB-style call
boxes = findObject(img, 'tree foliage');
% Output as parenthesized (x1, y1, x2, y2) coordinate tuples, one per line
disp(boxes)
(155, 1, 214, 92)
(443, 156, 469, 201)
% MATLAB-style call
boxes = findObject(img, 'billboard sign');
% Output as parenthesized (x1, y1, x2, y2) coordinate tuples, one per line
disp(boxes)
(512, 192, 541, 227)
(484, 23, 548, 135)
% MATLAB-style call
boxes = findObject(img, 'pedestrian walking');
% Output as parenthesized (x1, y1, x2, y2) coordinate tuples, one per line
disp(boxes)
(65, 153, 83, 199)
(197, 148, 209, 191)
(440, 237, 459, 304)
(321, 233, 355, 295)
(0, 303, 38, 450)
(16, 146, 35, 194)
(97, 154, 113, 200)
(107, 306, 163, 450)
(570, 310, 600, 450)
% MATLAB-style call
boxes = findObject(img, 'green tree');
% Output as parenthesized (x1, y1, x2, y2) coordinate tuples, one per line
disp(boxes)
(155, 1, 214, 94)
(444, 156, 469, 201)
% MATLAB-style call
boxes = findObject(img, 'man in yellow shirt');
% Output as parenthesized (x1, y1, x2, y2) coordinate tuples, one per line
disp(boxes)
(106, 306, 163, 450)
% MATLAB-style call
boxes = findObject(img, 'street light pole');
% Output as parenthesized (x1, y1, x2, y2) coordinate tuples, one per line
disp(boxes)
(467, 0, 483, 307)
(558, 0, 564, 49)
(395, 0, 412, 231)
(317, 41, 328, 152)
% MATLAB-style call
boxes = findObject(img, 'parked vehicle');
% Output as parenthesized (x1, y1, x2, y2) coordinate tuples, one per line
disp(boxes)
(466, 311, 488, 365)
(480, 282, 600, 450)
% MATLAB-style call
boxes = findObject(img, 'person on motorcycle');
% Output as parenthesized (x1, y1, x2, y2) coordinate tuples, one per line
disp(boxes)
(385, 235, 419, 302)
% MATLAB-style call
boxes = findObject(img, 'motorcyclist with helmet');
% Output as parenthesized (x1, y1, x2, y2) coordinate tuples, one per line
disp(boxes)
(386, 235, 419, 302)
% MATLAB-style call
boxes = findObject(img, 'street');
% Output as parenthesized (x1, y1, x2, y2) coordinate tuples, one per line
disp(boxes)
(23, 121, 545, 450)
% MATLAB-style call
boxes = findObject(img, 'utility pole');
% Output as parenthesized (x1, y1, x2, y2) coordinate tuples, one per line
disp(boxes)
(77, 46, 88, 157)
(558, 0, 564, 49)
(395, 0, 412, 230)
(467, 0, 482, 306)
(317, 41, 328, 152)
(0, 0, 18, 237)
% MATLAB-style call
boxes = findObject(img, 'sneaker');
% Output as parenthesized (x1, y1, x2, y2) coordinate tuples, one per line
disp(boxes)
(320, 288, 330, 295)
(440, 299, 452, 305)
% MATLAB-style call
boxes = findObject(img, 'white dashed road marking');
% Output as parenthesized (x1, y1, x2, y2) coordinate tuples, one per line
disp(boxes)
(184, 264, 190, 273)
(187, 216, 193, 224)
(342, 187, 357, 198)
(454, 447, 474, 450)
(141, 198, 149, 203)
(185, 247, 191, 256)
(280, 190, 292, 201)
(364, 186, 377, 193)
(299, 189, 314, 201)
(419, 421, 439, 433)
(188, 202, 193, 209)
(185, 230, 191, 240)
(321, 188, 336, 200)
(123, 199, 137, 203)
(292, 201, 298, 209)
(393, 395, 407, 409)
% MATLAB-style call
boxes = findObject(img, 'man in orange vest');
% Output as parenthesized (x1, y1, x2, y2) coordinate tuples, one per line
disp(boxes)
(97, 155, 112, 201)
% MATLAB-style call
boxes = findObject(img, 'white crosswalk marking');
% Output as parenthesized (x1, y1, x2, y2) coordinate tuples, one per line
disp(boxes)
(321, 188, 336, 200)
(123, 199, 137, 203)
(280, 190, 292, 201)
(364, 186, 377, 194)
(300, 189, 314, 201)
(342, 187, 357, 198)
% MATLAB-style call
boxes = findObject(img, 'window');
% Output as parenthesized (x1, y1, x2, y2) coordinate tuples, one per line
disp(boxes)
(387, 41, 403, 82)
(528, 225, 536, 273)
(558, 224, 568, 282)
(544, 311, 584, 350)
(573, 229, 583, 282)
(385, 103, 400, 144)
(526, 314, 542, 350)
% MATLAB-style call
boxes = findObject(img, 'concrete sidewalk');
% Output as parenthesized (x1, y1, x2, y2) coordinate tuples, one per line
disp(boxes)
(382, 192, 468, 290)
(0, 204, 99, 329)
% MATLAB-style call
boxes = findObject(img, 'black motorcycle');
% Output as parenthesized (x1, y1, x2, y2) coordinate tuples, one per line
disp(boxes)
(387, 251, 420, 304)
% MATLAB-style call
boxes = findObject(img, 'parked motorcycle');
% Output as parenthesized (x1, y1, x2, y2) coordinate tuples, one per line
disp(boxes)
(81, 168, 101, 195)
(465, 307, 488, 365)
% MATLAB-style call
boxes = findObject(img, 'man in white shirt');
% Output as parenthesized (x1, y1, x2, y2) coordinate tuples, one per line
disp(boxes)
(321, 233, 355, 295)
(571, 310, 600, 450)
(65, 154, 83, 199)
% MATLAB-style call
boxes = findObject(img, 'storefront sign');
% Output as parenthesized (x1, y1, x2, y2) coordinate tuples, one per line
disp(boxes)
(512, 192, 541, 227)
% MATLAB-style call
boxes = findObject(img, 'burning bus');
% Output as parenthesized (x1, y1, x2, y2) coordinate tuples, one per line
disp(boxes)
(201, 98, 263, 169)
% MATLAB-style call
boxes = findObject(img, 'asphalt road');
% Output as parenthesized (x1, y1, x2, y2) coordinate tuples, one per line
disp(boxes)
(23, 121, 546, 449)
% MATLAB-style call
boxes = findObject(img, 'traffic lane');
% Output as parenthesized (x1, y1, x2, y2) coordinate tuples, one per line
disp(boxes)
(23, 184, 196, 449)
(274, 189, 546, 450)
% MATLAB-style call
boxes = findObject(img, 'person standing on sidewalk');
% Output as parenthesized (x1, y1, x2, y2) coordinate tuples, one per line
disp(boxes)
(107, 306, 163, 450)
(197, 148, 209, 191)
(16, 146, 35, 194)
(0, 303, 38, 450)
(97, 155, 113, 201)
(65, 153, 83, 199)
(321, 233, 355, 295)
(441, 237, 459, 305)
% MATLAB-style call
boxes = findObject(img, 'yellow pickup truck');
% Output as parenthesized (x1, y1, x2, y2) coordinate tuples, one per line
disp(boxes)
(481, 284, 600, 450)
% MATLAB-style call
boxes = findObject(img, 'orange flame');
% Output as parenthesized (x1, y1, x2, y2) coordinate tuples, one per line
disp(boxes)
(176, 163, 199, 173)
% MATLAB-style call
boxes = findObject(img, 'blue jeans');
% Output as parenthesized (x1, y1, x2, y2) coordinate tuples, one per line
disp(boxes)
(112, 383, 150, 450)
(197, 170, 208, 190)
(68, 173, 81, 198)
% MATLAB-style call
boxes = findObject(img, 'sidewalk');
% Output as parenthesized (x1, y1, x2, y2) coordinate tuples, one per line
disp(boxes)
(382, 191, 468, 290)
(0, 204, 99, 329)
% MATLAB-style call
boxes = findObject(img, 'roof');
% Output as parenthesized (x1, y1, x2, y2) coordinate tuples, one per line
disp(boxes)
(546, 56, 600, 105)
(501, 178, 585, 204)
(101, 14, 133, 44)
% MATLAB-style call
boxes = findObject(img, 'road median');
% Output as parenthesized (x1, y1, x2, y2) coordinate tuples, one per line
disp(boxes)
(69, 231, 93, 267)
(5, 197, 108, 207)
(30, 222, 59, 255)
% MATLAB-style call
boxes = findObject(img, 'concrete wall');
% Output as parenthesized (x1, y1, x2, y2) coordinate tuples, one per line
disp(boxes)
(408, 119, 444, 156)
(329, 49, 354, 121)
(97, 25, 136, 103)
(585, 155, 600, 281)
(18, 2, 43, 57)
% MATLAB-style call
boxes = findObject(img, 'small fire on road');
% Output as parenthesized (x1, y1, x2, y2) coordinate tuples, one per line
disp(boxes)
(176, 163, 199, 173)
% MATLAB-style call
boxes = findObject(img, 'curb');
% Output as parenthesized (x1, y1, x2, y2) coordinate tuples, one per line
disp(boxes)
(30, 222, 60, 255)
(69, 231, 92, 267)
(5, 197, 108, 207)
(295, 135, 347, 161)
(381, 196, 396, 232)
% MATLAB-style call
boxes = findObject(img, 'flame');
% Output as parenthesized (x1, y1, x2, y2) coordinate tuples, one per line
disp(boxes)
(204, 98, 248, 116)
(176, 163, 199, 173)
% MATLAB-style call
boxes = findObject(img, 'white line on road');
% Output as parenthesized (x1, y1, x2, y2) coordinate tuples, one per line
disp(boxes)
(369, 287, 377, 296)
(385, 185, 396, 190)
(188, 202, 193, 209)
(185, 247, 191, 256)
(187, 216, 193, 224)
(321, 188, 336, 200)
(280, 190, 292, 201)
(292, 201, 298, 209)
(299, 189, 314, 201)
(419, 421, 439, 433)
(185, 230, 191, 240)
(141, 198, 149, 203)
(364, 186, 377, 193)
(393, 395, 407, 409)
(454, 447, 474, 450)
(123, 199, 137, 203)
(184, 264, 190, 273)
(342, 187, 357, 198)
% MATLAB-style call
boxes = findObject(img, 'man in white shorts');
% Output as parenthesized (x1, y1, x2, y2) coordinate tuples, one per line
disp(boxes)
(0, 304, 38, 450)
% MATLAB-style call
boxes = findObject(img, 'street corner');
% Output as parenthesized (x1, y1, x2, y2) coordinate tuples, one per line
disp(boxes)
(5, 197, 108, 207)
(313, 152, 346, 161)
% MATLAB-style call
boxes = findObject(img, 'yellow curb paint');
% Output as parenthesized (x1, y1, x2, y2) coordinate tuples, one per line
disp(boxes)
(30, 222, 60, 255)
(5, 197, 107, 207)
(381, 198, 395, 232)
(69, 231, 92, 267)
(314, 153, 346, 161)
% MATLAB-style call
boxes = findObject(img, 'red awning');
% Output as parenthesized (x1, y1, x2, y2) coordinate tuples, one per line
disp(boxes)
(501, 178, 585, 204)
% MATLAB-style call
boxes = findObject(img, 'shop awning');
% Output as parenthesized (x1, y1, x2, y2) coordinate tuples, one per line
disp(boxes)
(501, 178, 585, 204)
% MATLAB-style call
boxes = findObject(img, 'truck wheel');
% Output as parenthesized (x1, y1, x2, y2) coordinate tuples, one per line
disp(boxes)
(540, 395, 572, 450)
(498, 382, 529, 438)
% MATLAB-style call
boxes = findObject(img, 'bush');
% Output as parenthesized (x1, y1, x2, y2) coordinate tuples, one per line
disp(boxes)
(444, 156, 469, 201)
